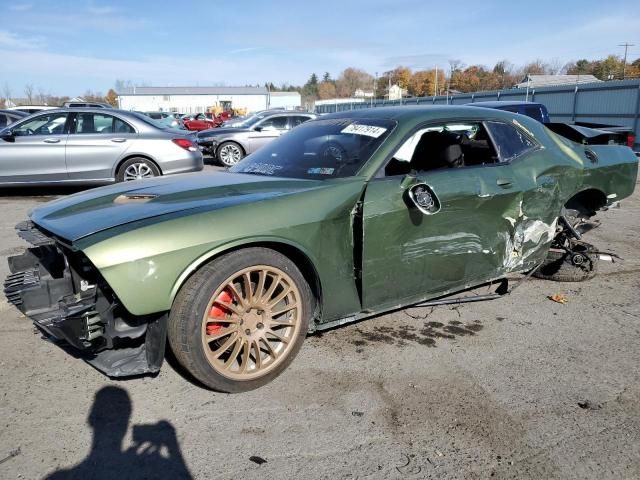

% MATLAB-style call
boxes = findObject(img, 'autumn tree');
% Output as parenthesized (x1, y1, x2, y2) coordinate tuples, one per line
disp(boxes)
(408, 69, 446, 97)
(335, 67, 373, 97)
(317, 81, 337, 100)
(389, 66, 412, 90)
(105, 89, 118, 107)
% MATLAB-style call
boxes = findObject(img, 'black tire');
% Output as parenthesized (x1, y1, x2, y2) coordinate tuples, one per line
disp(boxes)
(168, 247, 312, 393)
(533, 242, 598, 282)
(216, 141, 244, 167)
(116, 157, 161, 182)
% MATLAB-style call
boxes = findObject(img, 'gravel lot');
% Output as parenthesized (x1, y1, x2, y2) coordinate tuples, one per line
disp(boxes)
(0, 167, 638, 480)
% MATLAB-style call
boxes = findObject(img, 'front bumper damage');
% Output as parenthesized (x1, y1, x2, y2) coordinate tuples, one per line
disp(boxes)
(4, 221, 167, 377)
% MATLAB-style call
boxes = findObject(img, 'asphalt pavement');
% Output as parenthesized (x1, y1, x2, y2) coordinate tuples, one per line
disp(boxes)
(0, 168, 638, 479)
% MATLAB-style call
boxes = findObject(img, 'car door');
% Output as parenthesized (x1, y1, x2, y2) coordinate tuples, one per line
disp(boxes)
(361, 121, 525, 310)
(247, 115, 289, 153)
(65, 112, 136, 181)
(485, 120, 562, 266)
(0, 112, 70, 183)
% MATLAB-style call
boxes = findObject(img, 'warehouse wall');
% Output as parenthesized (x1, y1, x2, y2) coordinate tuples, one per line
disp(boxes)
(315, 79, 640, 150)
(118, 94, 268, 113)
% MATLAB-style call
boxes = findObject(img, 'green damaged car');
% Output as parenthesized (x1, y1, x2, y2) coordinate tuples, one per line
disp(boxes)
(5, 106, 638, 392)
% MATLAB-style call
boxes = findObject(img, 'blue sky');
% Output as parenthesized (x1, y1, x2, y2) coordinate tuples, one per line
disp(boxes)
(1, 0, 638, 96)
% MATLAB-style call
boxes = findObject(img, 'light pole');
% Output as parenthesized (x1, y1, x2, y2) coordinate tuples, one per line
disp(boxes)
(619, 42, 635, 79)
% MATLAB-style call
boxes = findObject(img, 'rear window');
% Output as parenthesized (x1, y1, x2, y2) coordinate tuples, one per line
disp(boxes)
(486, 121, 537, 161)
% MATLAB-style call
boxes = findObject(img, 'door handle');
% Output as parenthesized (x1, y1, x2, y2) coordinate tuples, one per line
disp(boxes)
(496, 178, 513, 188)
(43, 138, 61, 143)
(111, 138, 126, 143)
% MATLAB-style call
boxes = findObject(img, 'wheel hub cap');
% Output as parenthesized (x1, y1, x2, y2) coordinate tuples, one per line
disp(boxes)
(201, 266, 301, 380)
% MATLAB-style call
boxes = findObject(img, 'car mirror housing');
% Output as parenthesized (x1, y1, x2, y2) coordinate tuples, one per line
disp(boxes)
(1, 129, 15, 142)
(253, 126, 263, 132)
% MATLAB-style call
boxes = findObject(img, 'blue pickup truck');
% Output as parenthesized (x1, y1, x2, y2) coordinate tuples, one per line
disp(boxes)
(468, 101, 637, 155)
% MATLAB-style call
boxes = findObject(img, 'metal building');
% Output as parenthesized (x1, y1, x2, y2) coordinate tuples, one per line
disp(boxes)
(117, 86, 270, 114)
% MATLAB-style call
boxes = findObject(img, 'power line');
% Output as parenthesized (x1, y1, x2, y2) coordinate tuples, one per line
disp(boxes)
(618, 43, 635, 79)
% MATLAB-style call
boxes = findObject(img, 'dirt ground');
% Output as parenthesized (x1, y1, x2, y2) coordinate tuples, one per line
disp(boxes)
(0, 168, 638, 479)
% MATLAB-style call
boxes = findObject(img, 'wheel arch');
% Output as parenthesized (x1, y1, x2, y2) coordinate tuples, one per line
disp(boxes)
(114, 154, 163, 179)
(169, 238, 323, 323)
(563, 188, 608, 216)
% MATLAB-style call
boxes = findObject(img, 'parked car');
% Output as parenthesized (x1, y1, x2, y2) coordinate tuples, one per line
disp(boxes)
(0, 109, 28, 129)
(143, 111, 184, 129)
(5, 106, 637, 392)
(220, 109, 286, 128)
(197, 111, 317, 165)
(0, 108, 203, 185)
(7, 105, 56, 115)
(63, 101, 113, 109)
(182, 113, 217, 131)
(468, 101, 637, 153)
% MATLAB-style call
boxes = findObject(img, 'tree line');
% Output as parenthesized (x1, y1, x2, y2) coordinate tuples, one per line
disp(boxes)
(0, 82, 118, 109)
(3, 54, 639, 109)
(277, 54, 640, 103)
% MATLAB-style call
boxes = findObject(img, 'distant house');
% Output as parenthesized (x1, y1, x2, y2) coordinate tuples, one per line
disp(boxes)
(354, 89, 374, 98)
(515, 74, 601, 89)
(386, 84, 408, 101)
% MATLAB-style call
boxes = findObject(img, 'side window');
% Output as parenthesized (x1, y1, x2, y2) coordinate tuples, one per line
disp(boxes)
(75, 113, 134, 134)
(0, 114, 8, 129)
(289, 116, 311, 128)
(485, 121, 537, 162)
(13, 113, 68, 136)
(259, 116, 288, 130)
(384, 122, 498, 176)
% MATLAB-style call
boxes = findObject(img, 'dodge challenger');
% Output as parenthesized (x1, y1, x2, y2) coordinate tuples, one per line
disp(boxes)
(4, 106, 638, 392)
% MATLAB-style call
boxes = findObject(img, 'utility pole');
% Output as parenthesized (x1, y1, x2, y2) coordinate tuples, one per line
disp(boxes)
(619, 43, 635, 79)
(434, 65, 438, 96)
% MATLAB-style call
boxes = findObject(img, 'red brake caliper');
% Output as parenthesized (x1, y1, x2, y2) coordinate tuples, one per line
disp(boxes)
(207, 288, 233, 335)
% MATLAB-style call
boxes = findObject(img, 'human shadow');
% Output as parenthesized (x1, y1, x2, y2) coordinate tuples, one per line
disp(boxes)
(45, 386, 192, 480)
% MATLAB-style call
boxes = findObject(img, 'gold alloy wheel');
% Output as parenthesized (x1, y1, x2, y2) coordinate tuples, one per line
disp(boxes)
(200, 265, 302, 380)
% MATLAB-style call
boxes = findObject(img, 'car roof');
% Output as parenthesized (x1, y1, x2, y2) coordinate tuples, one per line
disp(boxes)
(0, 109, 28, 116)
(320, 105, 521, 122)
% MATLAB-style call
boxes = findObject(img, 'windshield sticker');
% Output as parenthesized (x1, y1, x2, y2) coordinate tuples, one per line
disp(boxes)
(307, 167, 335, 175)
(341, 124, 387, 138)
(243, 163, 283, 175)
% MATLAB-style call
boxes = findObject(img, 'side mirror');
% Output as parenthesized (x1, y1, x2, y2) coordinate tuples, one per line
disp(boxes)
(1, 129, 15, 142)
(407, 182, 441, 215)
(253, 126, 262, 132)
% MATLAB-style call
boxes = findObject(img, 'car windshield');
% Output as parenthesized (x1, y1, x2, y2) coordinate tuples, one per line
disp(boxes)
(229, 118, 396, 179)
(234, 114, 263, 128)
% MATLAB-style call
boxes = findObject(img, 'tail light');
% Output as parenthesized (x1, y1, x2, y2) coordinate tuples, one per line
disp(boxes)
(627, 134, 636, 148)
(172, 138, 198, 152)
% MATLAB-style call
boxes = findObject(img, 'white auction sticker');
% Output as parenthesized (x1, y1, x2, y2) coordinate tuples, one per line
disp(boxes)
(341, 124, 387, 138)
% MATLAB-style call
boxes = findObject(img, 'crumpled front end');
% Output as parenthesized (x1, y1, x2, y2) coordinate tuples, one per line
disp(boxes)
(4, 221, 167, 377)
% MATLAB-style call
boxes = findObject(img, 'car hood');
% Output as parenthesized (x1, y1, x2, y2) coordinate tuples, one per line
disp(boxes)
(30, 172, 330, 242)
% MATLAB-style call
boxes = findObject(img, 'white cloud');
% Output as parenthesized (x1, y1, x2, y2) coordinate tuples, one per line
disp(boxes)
(86, 3, 116, 15)
(8, 3, 32, 11)
(0, 30, 45, 49)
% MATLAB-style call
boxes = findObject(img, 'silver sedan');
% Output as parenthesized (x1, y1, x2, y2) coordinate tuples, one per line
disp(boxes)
(0, 108, 203, 185)
(196, 111, 316, 166)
